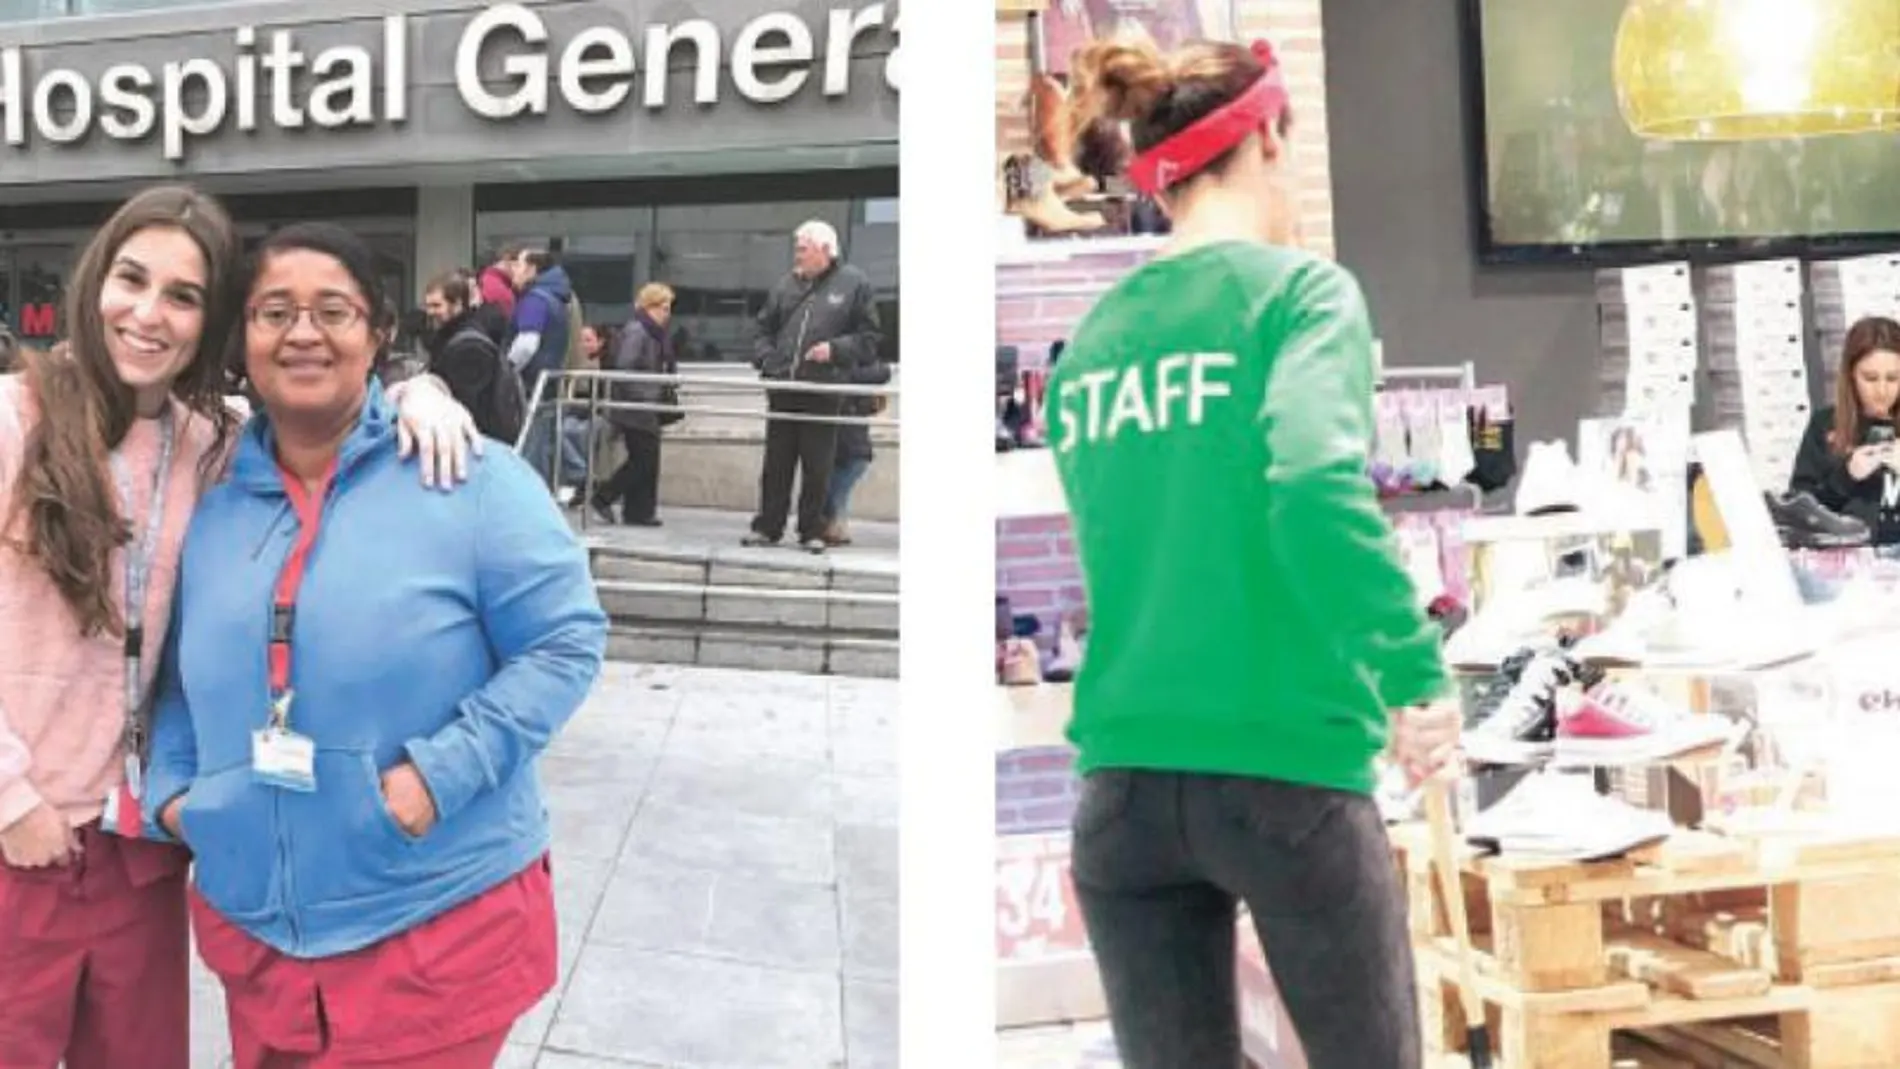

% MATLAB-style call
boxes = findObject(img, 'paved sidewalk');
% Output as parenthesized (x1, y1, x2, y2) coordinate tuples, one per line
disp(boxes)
(187, 662, 900, 1069)
(997, 1022, 1120, 1068)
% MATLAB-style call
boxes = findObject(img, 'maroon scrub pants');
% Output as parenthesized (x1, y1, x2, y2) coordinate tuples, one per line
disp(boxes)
(192, 854, 558, 1068)
(0, 824, 192, 1069)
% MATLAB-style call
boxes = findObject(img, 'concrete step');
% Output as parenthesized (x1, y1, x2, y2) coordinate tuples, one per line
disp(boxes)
(595, 579, 899, 634)
(588, 545, 900, 596)
(588, 542, 900, 675)
(606, 624, 899, 677)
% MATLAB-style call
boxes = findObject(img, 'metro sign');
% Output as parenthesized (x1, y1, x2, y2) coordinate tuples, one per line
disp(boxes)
(17, 302, 53, 337)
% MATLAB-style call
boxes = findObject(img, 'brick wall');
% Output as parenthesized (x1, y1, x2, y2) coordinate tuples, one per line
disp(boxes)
(995, 745, 1082, 835)
(1238, 0, 1334, 260)
(995, 0, 1335, 258)
(997, 245, 1156, 359)
(996, 514, 1083, 642)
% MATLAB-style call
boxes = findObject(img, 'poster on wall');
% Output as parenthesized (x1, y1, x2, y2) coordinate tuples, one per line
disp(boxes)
(1040, 0, 1240, 75)
(1578, 416, 1690, 560)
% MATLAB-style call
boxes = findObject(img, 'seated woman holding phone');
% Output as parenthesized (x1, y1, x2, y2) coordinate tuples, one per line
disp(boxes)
(1789, 316, 1900, 545)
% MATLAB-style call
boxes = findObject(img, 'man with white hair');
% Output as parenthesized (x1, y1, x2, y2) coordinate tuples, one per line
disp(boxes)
(745, 219, 884, 553)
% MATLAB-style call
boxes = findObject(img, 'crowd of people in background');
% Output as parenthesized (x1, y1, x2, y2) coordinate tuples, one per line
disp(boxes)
(400, 219, 890, 551)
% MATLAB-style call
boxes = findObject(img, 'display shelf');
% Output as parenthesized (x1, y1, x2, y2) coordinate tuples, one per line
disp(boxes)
(993, 681, 1097, 1029)
(1381, 486, 1505, 516)
(996, 681, 1072, 752)
(995, 233, 1168, 267)
(1462, 512, 1663, 546)
(1392, 822, 1900, 1068)
(997, 448, 1069, 520)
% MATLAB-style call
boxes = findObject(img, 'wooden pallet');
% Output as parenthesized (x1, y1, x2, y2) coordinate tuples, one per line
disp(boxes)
(1390, 823, 1900, 1068)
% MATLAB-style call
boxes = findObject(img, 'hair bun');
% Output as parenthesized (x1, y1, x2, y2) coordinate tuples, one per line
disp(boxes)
(1073, 40, 1171, 125)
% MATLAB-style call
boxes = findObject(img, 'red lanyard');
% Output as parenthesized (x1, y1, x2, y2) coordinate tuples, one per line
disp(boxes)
(269, 461, 335, 699)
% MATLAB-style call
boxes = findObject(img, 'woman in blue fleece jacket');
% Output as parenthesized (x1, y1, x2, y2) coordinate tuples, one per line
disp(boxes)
(143, 223, 607, 1068)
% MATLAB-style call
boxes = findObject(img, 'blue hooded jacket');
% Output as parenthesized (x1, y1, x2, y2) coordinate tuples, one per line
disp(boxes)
(143, 381, 606, 959)
(513, 264, 573, 391)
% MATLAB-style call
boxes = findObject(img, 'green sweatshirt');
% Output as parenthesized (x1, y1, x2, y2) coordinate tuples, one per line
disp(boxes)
(1047, 241, 1448, 795)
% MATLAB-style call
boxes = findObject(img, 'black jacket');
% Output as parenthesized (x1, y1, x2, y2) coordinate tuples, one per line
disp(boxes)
(1789, 406, 1900, 544)
(430, 309, 523, 443)
(836, 360, 893, 463)
(751, 260, 882, 409)
(608, 316, 671, 434)
(471, 301, 512, 348)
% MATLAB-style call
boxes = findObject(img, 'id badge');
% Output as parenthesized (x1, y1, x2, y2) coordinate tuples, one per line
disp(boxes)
(122, 752, 144, 799)
(253, 728, 317, 792)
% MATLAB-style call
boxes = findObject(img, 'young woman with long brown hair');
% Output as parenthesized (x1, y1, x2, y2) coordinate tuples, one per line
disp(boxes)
(1047, 37, 1460, 1069)
(1789, 316, 1900, 544)
(0, 185, 478, 1069)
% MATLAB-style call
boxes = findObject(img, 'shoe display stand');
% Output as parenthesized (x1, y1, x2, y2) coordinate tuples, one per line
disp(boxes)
(993, 2, 1168, 250)
(1409, 430, 1900, 1066)
(1390, 822, 1900, 1069)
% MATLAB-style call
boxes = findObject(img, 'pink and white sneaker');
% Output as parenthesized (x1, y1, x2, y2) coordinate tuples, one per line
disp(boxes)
(1552, 681, 1739, 768)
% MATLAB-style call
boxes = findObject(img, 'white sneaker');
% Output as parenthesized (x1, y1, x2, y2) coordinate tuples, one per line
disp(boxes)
(1572, 588, 1673, 667)
(1641, 601, 1817, 670)
(1516, 440, 1583, 516)
(1444, 578, 1604, 671)
(1528, 574, 1609, 619)
(1462, 649, 1577, 766)
(1465, 771, 1674, 861)
(1443, 609, 1530, 671)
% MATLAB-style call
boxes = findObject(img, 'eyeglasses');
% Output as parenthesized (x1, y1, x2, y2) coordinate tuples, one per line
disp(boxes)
(248, 299, 368, 336)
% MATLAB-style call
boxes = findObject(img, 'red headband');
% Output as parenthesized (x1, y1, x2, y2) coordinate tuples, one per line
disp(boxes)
(1126, 40, 1288, 197)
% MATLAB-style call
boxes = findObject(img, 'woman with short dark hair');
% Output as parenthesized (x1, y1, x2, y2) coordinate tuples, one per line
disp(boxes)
(593, 282, 677, 526)
(146, 222, 606, 1068)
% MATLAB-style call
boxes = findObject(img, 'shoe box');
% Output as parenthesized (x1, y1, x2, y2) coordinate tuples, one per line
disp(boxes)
(1703, 259, 1805, 306)
(1808, 254, 1900, 311)
(1596, 263, 1694, 307)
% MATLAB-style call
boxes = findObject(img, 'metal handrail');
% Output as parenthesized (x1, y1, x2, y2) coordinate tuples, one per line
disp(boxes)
(513, 369, 900, 452)
(564, 369, 900, 398)
(510, 367, 899, 533)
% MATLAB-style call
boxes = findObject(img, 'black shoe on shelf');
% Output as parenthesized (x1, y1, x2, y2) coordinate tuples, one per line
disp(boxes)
(1766, 491, 1871, 549)
(1462, 647, 1578, 766)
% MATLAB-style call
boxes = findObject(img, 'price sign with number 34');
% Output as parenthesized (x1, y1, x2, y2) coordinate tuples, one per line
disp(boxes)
(995, 831, 1091, 964)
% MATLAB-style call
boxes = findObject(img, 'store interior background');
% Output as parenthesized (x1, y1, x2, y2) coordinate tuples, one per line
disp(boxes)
(1323, 0, 1599, 454)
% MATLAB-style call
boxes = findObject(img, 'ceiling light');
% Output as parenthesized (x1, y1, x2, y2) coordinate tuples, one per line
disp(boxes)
(1613, 0, 1900, 140)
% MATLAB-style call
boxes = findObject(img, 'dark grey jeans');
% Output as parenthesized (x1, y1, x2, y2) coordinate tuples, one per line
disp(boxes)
(1069, 770, 1419, 1069)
